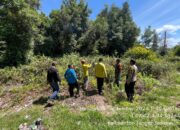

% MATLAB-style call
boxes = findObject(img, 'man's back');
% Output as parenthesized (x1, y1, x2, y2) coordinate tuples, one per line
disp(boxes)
(82, 64, 91, 77)
(64, 69, 77, 84)
(95, 62, 107, 78)
(47, 66, 61, 83)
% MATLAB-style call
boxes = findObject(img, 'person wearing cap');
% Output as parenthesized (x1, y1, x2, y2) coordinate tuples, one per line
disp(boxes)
(47, 62, 61, 100)
(64, 65, 80, 97)
(95, 58, 107, 95)
(125, 59, 138, 102)
(114, 59, 122, 87)
(81, 60, 92, 91)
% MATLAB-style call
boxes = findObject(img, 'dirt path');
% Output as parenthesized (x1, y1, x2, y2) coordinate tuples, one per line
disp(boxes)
(59, 87, 114, 114)
(0, 85, 114, 117)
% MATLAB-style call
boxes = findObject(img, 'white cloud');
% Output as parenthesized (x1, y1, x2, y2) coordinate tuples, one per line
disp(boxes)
(156, 24, 180, 47)
(156, 24, 180, 33)
(167, 37, 180, 47)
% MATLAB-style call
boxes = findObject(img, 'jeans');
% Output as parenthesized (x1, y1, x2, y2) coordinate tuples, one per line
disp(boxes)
(50, 82, 60, 99)
(97, 78, 104, 94)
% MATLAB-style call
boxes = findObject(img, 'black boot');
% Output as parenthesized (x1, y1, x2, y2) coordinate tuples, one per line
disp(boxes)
(130, 95, 134, 103)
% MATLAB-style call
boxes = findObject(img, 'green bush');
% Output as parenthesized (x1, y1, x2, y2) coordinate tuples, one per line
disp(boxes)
(174, 45, 180, 56)
(138, 73, 161, 91)
(124, 46, 159, 61)
(136, 59, 176, 79)
(0, 56, 53, 85)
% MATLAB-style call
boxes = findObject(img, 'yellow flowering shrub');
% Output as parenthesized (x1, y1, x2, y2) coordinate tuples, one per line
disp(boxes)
(124, 46, 158, 62)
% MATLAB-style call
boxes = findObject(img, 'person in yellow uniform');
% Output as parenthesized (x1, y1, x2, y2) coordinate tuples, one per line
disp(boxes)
(95, 58, 107, 95)
(81, 60, 92, 91)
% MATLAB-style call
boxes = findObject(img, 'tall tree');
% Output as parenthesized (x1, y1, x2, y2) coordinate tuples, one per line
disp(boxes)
(0, 41, 6, 59)
(49, 0, 91, 55)
(98, 2, 140, 56)
(25, 0, 40, 9)
(141, 26, 153, 47)
(159, 31, 168, 56)
(121, 2, 140, 54)
(33, 13, 50, 55)
(79, 17, 108, 55)
(0, 0, 41, 66)
(151, 30, 159, 51)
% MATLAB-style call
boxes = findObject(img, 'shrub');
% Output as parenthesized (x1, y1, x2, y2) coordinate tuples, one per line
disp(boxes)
(174, 45, 180, 56)
(136, 59, 175, 79)
(0, 56, 53, 85)
(137, 73, 161, 91)
(124, 46, 159, 61)
(167, 56, 180, 62)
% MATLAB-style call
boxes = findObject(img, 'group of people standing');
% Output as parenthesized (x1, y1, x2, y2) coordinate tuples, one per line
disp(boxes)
(47, 58, 138, 103)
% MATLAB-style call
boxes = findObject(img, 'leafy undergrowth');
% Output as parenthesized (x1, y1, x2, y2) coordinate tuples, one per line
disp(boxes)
(0, 55, 179, 129)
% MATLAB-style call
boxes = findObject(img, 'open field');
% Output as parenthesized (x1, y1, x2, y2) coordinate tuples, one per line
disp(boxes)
(0, 54, 179, 129)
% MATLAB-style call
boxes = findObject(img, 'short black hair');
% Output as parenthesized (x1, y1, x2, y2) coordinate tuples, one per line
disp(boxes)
(99, 58, 103, 62)
(130, 59, 136, 65)
(68, 64, 72, 68)
(116, 59, 120, 62)
(52, 62, 56, 66)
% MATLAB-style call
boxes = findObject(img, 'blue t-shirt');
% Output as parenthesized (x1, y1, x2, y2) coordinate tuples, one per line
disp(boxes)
(64, 69, 77, 84)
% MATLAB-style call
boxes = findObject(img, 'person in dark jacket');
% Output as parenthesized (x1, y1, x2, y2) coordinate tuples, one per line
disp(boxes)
(64, 65, 80, 97)
(47, 62, 61, 100)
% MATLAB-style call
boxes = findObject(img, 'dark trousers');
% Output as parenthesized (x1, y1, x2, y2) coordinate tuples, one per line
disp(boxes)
(115, 73, 121, 87)
(97, 78, 104, 94)
(68, 82, 79, 97)
(125, 82, 136, 101)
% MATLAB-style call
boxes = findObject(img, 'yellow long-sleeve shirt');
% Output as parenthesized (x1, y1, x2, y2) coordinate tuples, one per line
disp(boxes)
(82, 64, 91, 77)
(95, 62, 107, 78)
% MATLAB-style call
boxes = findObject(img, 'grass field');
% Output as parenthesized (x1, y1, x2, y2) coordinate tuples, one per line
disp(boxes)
(0, 54, 179, 130)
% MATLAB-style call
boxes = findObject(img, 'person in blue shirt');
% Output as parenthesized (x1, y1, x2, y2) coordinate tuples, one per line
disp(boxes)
(64, 65, 80, 97)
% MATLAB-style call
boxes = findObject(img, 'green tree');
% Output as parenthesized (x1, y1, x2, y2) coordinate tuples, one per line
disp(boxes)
(159, 31, 168, 56)
(0, 0, 41, 66)
(106, 5, 124, 55)
(174, 44, 180, 56)
(98, 2, 139, 56)
(33, 13, 50, 55)
(142, 26, 153, 47)
(0, 41, 6, 59)
(79, 17, 108, 55)
(121, 2, 140, 55)
(25, 0, 40, 9)
(48, 0, 91, 55)
(151, 30, 159, 51)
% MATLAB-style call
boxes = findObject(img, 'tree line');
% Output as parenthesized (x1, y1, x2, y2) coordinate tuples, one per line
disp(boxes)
(1, 0, 166, 67)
